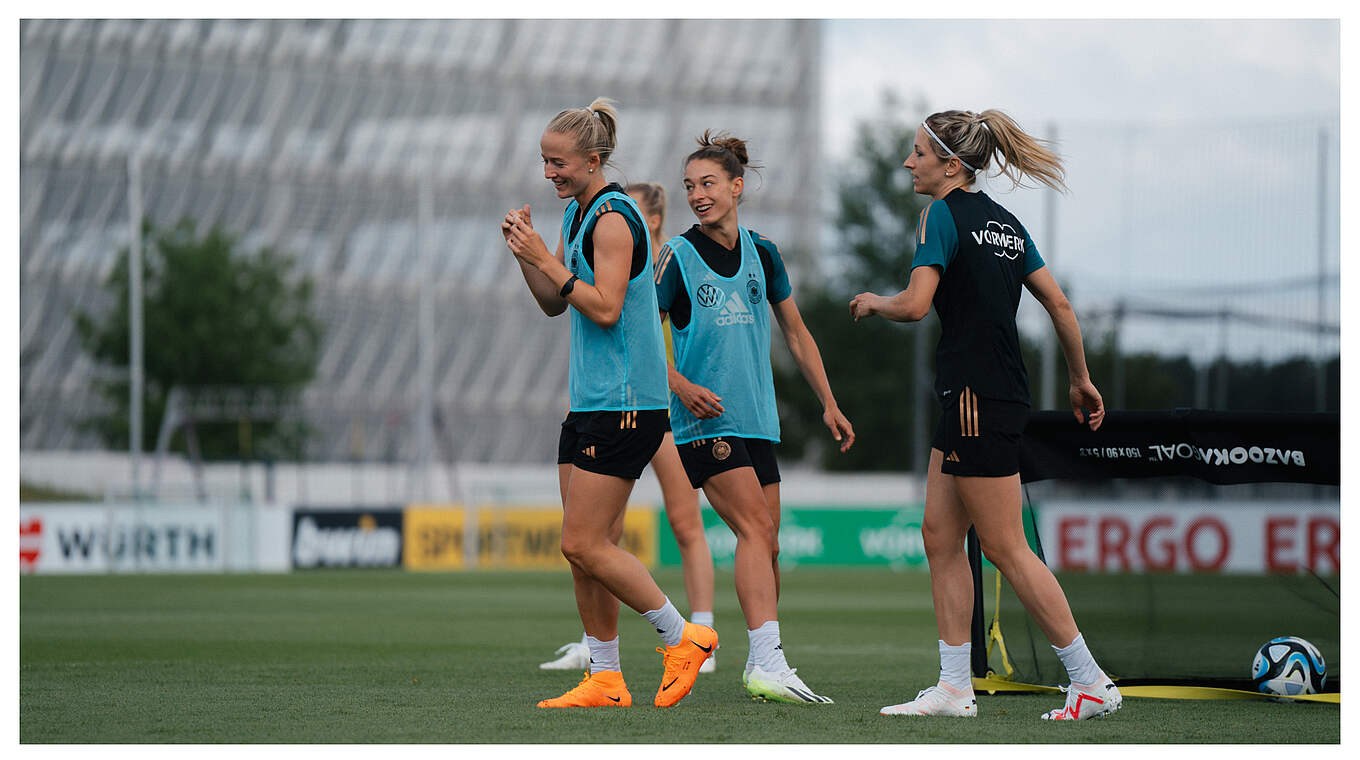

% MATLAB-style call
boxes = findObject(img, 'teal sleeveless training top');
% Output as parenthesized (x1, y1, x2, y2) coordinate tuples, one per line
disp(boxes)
(560, 190, 669, 412)
(663, 226, 779, 444)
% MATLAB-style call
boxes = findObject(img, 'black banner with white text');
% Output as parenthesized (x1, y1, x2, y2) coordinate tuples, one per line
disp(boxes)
(1020, 410, 1339, 486)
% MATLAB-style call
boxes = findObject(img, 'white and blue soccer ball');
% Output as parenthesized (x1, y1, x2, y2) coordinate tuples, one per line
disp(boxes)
(1252, 636, 1326, 697)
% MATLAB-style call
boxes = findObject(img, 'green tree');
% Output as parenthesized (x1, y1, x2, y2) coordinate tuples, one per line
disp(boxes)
(1080, 329, 1338, 413)
(774, 94, 934, 472)
(75, 218, 322, 460)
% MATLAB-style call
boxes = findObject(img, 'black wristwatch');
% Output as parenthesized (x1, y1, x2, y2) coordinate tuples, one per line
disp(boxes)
(559, 274, 579, 297)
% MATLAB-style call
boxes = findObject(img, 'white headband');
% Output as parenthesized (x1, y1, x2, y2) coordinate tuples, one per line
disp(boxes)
(922, 120, 978, 174)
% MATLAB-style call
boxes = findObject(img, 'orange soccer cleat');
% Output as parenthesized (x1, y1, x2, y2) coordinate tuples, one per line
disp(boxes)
(536, 670, 632, 708)
(653, 622, 718, 707)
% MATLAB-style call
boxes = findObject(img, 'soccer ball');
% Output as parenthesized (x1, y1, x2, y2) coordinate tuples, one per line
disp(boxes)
(1252, 636, 1326, 697)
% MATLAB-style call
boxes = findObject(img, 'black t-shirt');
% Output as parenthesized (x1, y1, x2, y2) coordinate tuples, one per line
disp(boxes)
(659, 225, 792, 330)
(914, 189, 1039, 405)
(567, 183, 648, 279)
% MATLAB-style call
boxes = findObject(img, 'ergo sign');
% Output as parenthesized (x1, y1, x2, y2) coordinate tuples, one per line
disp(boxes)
(1037, 501, 1338, 574)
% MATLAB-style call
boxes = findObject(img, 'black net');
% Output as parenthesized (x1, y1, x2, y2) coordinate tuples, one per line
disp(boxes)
(972, 410, 1340, 691)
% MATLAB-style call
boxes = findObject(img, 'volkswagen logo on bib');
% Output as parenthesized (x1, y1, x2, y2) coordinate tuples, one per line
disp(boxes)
(696, 283, 722, 308)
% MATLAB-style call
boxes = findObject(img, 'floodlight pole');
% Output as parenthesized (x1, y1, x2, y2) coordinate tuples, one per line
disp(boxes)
(414, 175, 435, 501)
(1314, 128, 1327, 412)
(128, 151, 145, 500)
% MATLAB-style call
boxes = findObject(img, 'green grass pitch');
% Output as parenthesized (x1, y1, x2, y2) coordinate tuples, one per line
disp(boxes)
(20, 569, 1339, 743)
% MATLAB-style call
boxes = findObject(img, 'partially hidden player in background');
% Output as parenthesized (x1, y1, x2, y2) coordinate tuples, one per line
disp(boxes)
(539, 181, 719, 675)
(656, 131, 855, 704)
(849, 109, 1120, 721)
(502, 98, 717, 708)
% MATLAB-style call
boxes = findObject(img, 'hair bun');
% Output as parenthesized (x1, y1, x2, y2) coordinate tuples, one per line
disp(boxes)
(697, 129, 750, 166)
(715, 137, 749, 165)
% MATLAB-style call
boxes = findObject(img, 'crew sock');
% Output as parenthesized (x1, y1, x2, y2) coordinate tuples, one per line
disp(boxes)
(748, 620, 790, 673)
(938, 640, 973, 690)
(642, 598, 686, 647)
(1053, 632, 1103, 686)
(586, 635, 621, 675)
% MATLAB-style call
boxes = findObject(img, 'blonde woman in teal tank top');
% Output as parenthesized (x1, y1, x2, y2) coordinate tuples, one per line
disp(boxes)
(502, 98, 716, 709)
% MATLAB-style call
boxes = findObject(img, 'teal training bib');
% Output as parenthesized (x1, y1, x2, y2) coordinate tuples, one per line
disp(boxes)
(664, 227, 779, 444)
(560, 191, 669, 412)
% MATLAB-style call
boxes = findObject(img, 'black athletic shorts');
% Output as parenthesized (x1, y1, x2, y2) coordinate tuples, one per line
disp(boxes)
(931, 386, 1030, 477)
(557, 409, 670, 480)
(676, 436, 781, 489)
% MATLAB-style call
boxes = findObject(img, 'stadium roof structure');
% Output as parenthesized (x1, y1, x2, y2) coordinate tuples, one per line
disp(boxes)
(20, 19, 822, 468)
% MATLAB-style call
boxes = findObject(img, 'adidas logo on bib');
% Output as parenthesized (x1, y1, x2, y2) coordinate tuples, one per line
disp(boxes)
(715, 290, 756, 326)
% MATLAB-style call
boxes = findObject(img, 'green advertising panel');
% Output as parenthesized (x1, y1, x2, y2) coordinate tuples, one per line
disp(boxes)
(658, 505, 931, 569)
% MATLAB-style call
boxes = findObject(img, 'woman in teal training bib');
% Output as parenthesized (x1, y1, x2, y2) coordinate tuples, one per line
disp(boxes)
(502, 98, 716, 710)
(849, 108, 1119, 721)
(537, 180, 719, 676)
(655, 130, 855, 704)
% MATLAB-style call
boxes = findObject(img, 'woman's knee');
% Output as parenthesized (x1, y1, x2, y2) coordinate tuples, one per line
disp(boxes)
(670, 519, 706, 551)
(921, 516, 967, 559)
(977, 532, 1031, 571)
(560, 530, 603, 568)
(732, 512, 777, 554)
(666, 504, 705, 546)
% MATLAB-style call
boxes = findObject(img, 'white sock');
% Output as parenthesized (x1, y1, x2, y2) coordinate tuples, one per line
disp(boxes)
(748, 620, 790, 673)
(938, 640, 973, 690)
(642, 598, 686, 647)
(586, 635, 620, 674)
(691, 610, 714, 629)
(1053, 632, 1103, 685)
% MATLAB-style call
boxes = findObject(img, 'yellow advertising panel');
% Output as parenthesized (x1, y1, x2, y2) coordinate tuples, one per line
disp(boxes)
(620, 508, 658, 566)
(476, 506, 657, 570)
(403, 505, 465, 571)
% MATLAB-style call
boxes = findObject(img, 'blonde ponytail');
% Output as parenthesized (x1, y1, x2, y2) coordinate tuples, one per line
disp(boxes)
(545, 97, 620, 169)
(924, 109, 1067, 193)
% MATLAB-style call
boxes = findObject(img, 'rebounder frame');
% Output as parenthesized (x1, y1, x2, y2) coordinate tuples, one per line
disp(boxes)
(967, 409, 1340, 701)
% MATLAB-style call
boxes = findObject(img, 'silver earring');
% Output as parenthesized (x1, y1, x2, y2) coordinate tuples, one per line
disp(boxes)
(588, 169, 594, 173)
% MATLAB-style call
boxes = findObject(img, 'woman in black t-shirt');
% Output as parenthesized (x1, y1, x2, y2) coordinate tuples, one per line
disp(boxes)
(851, 109, 1119, 722)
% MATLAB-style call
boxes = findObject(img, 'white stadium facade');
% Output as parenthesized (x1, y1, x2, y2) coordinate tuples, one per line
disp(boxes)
(20, 19, 823, 473)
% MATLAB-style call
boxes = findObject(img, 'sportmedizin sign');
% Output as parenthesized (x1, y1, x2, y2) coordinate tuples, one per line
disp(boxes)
(395, 504, 658, 571)
(403, 505, 467, 571)
(475, 506, 657, 570)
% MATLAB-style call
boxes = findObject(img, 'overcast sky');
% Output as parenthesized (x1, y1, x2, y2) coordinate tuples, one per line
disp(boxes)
(818, 18, 1341, 362)
(822, 19, 1339, 160)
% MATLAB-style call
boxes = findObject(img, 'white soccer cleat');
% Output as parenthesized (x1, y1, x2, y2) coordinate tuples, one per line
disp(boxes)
(879, 681, 977, 717)
(1041, 674, 1122, 720)
(539, 641, 590, 671)
(745, 665, 833, 703)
